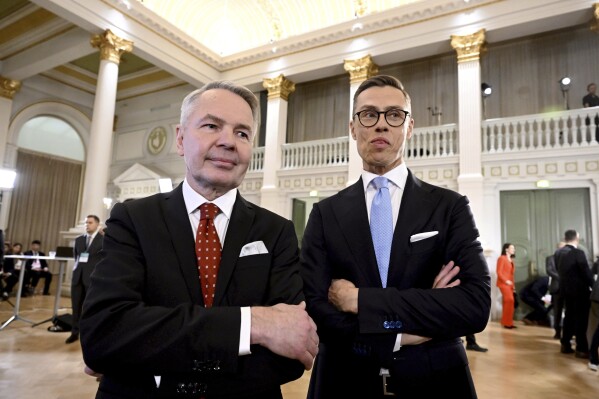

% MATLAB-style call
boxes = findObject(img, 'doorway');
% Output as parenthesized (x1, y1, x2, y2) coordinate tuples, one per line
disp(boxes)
(500, 188, 593, 297)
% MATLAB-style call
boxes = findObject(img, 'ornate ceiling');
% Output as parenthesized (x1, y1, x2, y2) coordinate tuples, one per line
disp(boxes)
(138, 0, 424, 56)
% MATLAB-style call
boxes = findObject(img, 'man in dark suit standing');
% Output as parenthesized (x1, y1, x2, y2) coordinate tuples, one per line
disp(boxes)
(24, 240, 51, 295)
(301, 75, 490, 398)
(546, 241, 565, 339)
(556, 229, 593, 357)
(66, 214, 103, 344)
(81, 81, 318, 399)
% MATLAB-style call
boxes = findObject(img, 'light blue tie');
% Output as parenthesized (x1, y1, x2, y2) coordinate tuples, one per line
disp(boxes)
(370, 176, 393, 288)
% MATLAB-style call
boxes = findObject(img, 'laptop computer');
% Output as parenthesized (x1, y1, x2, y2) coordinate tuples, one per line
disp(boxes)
(55, 246, 74, 258)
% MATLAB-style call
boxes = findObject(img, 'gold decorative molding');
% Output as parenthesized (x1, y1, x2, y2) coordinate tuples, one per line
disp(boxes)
(343, 55, 379, 84)
(0, 76, 22, 99)
(450, 29, 486, 63)
(591, 3, 599, 32)
(91, 29, 133, 64)
(263, 74, 295, 100)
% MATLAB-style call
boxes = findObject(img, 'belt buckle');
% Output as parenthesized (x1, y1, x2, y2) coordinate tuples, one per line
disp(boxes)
(382, 374, 396, 396)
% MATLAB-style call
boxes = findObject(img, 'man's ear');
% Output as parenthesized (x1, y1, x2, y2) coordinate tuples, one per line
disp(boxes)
(350, 120, 357, 140)
(175, 125, 184, 156)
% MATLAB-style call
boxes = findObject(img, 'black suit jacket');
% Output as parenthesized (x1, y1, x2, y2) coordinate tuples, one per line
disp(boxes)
(24, 250, 48, 270)
(301, 171, 490, 395)
(81, 185, 304, 398)
(73, 233, 104, 288)
(555, 244, 593, 298)
(546, 254, 560, 294)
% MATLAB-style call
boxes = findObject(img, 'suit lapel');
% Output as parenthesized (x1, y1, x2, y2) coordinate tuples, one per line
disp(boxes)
(213, 192, 254, 306)
(161, 184, 203, 305)
(387, 171, 440, 287)
(332, 178, 381, 287)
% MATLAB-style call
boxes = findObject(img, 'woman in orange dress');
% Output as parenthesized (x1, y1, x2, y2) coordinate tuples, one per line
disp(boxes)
(496, 243, 516, 329)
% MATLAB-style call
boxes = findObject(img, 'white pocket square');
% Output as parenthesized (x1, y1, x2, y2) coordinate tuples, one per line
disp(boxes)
(239, 241, 269, 257)
(410, 231, 439, 243)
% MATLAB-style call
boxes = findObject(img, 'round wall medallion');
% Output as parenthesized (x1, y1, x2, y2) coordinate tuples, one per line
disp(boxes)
(147, 126, 167, 155)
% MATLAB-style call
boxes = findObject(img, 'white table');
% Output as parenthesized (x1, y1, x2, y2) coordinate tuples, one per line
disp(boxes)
(1, 255, 72, 330)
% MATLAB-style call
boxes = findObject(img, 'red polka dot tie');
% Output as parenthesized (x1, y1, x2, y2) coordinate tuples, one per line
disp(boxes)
(196, 203, 221, 308)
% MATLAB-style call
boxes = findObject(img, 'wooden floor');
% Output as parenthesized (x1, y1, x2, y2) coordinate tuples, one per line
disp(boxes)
(1, 293, 598, 399)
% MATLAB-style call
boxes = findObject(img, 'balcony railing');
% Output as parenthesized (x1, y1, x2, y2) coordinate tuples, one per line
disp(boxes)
(482, 108, 599, 153)
(249, 109, 598, 174)
(248, 146, 264, 172)
(281, 137, 349, 169)
(406, 124, 458, 159)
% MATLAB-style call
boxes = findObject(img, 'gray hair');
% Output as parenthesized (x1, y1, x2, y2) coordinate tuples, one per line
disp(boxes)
(180, 81, 260, 133)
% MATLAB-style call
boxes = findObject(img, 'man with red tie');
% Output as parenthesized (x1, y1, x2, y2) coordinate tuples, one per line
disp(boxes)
(81, 81, 318, 399)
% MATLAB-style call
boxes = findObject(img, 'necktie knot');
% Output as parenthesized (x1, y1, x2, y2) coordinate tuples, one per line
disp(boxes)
(372, 176, 389, 190)
(200, 203, 220, 221)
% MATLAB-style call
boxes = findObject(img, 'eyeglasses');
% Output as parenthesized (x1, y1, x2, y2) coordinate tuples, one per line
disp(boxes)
(354, 108, 410, 128)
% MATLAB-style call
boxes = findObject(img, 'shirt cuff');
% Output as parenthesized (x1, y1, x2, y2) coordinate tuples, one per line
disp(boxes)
(393, 333, 402, 352)
(239, 306, 251, 355)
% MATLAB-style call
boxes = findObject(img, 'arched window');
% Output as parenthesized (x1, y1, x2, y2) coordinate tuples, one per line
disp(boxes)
(17, 116, 84, 161)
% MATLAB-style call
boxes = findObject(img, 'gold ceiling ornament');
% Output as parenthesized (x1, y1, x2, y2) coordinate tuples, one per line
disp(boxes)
(263, 74, 296, 101)
(344, 55, 379, 84)
(450, 29, 486, 63)
(591, 3, 599, 32)
(90, 29, 134, 64)
(354, 0, 368, 18)
(0, 76, 22, 99)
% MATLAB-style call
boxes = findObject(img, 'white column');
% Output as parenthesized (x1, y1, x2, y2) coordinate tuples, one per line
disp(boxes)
(260, 74, 295, 216)
(344, 55, 379, 185)
(79, 30, 132, 222)
(451, 30, 486, 242)
(0, 77, 21, 229)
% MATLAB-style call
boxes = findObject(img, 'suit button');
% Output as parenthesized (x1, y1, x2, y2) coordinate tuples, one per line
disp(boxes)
(383, 321, 390, 329)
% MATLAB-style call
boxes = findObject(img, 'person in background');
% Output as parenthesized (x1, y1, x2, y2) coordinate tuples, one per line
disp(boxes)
(547, 241, 566, 339)
(80, 81, 318, 399)
(465, 334, 488, 353)
(1, 242, 18, 300)
(24, 240, 51, 295)
(587, 256, 599, 371)
(583, 83, 599, 108)
(66, 214, 104, 344)
(497, 243, 517, 329)
(520, 275, 551, 326)
(556, 229, 593, 358)
(582, 83, 599, 142)
(301, 75, 490, 398)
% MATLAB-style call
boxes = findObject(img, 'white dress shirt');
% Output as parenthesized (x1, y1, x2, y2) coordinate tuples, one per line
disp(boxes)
(360, 162, 409, 353)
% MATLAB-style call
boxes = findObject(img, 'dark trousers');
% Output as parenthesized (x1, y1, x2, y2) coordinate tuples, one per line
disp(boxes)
(552, 292, 564, 335)
(521, 291, 550, 322)
(70, 279, 88, 335)
(465, 334, 477, 346)
(30, 270, 52, 294)
(591, 322, 599, 364)
(561, 295, 591, 352)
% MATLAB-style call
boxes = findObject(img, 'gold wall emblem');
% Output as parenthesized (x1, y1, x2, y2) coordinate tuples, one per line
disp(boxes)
(148, 126, 167, 155)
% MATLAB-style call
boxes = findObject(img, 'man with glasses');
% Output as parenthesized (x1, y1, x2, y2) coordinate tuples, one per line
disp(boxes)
(301, 75, 490, 398)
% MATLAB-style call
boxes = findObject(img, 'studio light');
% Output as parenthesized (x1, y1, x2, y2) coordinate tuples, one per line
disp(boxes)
(559, 76, 571, 91)
(0, 169, 17, 189)
(481, 83, 492, 97)
(559, 76, 571, 109)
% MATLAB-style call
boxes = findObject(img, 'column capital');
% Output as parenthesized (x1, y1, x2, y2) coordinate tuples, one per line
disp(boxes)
(591, 3, 599, 32)
(91, 29, 133, 64)
(344, 55, 379, 84)
(0, 76, 22, 99)
(450, 29, 486, 63)
(263, 74, 295, 101)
